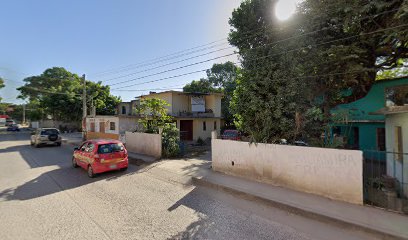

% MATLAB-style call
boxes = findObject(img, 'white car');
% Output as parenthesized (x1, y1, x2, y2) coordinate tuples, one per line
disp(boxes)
(30, 128, 62, 147)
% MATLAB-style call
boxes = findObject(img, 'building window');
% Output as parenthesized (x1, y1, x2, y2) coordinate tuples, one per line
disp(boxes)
(214, 121, 217, 130)
(110, 122, 116, 131)
(376, 128, 385, 151)
(203, 121, 206, 131)
(395, 126, 403, 161)
(122, 106, 127, 115)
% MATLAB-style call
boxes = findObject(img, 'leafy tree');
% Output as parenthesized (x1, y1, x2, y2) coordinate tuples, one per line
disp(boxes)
(183, 78, 218, 93)
(376, 60, 408, 80)
(137, 98, 180, 157)
(137, 98, 173, 133)
(17, 67, 120, 122)
(229, 0, 408, 143)
(0, 77, 4, 102)
(183, 62, 240, 126)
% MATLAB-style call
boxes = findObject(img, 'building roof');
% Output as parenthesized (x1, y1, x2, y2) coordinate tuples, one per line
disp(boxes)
(331, 76, 408, 122)
(371, 105, 408, 115)
(139, 90, 223, 98)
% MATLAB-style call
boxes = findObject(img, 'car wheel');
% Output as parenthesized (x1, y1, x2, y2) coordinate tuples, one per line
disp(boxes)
(87, 165, 95, 178)
(56, 142, 61, 147)
(72, 157, 78, 168)
(120, 167, 128, 172)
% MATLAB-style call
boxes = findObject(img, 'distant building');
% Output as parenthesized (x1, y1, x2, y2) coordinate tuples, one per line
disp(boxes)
(371, 81, 408, 198)
(115, 91, 223, 141)
(0, 115, 10, 126)
(331, 76, 408, 155)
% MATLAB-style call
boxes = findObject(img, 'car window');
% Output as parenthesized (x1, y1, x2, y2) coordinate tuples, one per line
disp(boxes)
(80, 143, 88, 151)
(40, 129, 59, 135)
(85, 143, 95, 153)
(98, 143, 124, 154)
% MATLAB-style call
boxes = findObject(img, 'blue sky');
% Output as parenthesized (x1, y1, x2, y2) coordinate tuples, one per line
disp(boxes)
(0, 0, 242, 103)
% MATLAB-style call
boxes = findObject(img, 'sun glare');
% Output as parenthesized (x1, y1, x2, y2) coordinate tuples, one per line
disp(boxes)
(275, 0, 298, 21)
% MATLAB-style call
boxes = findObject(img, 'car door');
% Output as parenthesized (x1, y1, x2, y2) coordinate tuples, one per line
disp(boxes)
(84, 143, 95, 165)
(75, 142, 88, 168)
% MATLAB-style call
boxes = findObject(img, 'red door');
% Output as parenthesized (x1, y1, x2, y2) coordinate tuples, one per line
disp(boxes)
(180, 120, 193, 141)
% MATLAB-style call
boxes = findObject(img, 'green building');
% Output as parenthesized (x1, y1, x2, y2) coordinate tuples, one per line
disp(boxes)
(331, 76, 408, 156)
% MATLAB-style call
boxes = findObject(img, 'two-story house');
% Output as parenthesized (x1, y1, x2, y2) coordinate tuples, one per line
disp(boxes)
(115, 91, 223, 141)
(140, 91, 223, 141)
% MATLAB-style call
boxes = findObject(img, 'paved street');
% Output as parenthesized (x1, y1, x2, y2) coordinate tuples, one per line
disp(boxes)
(0, 132, 379, 240)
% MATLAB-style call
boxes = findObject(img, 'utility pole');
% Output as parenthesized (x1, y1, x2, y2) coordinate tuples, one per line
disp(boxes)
(22, 104, 26, 125)
(82, 74, 87, 140)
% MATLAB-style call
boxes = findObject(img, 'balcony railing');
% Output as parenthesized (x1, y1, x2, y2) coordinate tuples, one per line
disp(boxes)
(175, 109, 215, 118)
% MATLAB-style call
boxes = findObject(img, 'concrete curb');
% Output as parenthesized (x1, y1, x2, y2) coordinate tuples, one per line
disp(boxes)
(192, 176, 407, 240)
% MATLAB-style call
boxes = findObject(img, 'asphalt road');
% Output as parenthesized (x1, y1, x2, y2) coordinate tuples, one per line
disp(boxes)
(0, 131, 378, 240)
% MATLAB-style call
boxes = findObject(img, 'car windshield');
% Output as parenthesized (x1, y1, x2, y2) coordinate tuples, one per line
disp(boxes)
(224, 131, 238, 137)
(41, 129, 59, 135)
(98, 143, 124, 154)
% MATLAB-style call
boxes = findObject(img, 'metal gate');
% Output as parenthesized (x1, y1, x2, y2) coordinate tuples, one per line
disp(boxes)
(363, 150, 408, 214)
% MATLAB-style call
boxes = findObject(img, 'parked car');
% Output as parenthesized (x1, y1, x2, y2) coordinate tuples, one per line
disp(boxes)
(5, 119, 15, 126)
(221, 130, 241, 141)
(30, 128, 62, 147)
(72, 139, 128, 178)
(7, 124, 21, 132)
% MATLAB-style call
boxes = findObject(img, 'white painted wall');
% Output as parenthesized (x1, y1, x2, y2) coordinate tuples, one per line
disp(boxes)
(86, 116, 119, 134)
(212, 139, 364, 205)
(125, 132, 162, 159)
(385, 113, 408, 198)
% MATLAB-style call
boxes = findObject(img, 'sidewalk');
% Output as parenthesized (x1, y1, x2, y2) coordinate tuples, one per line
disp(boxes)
(132, 156, 408, 238)
(192, 170, 408, 240)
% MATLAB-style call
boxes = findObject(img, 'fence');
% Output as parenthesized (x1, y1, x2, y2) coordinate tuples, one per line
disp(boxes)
(125, 132, 162, 159)
(212, 138, 364, 205)
(363, 150, 408, 214)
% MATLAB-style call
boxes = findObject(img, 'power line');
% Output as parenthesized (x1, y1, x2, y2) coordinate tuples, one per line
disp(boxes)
(103, 8, 402, 86)
(108, 53, 236, 87)
(90, 40, 228, 77)
(102, 46, 234, 82)
(92, 0, 376, 77)
(111, 25, 408, 90)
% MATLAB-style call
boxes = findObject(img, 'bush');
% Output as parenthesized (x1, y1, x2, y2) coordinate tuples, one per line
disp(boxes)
(196, 137, 205, 146)
(162, 123, 180, 158)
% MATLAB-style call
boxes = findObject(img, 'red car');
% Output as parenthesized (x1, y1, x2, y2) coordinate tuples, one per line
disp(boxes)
(221, 130, 241, 141)
(72, 139, 128, 178)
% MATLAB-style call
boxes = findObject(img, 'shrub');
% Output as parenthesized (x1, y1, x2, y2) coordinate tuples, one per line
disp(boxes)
(196, 137, 205, 146)
(162, 123, 180, 158)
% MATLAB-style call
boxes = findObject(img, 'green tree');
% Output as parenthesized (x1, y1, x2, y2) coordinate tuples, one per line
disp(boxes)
(183, 78, 218, 93)
(137, 98, 173, 133)
(17, 67, 120, 122)
(137, 98, 180, 157)
(229, 0, 408, 143)
(183, 62, 240, 126)
(0, 77, 5, 102)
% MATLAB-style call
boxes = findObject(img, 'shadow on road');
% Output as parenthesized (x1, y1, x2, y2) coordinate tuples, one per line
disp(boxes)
(0, 132, 144, 201)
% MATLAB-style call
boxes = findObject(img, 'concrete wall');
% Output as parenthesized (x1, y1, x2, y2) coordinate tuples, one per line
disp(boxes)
(212, 139, 364, 205)
(86, 116, 119, 135)
(385, 113, 408, 198)
(118, 116, 142, 134)
(172, 92, 190, 114)
(143, 92, 173, 114)
(192, 118, 220, 141)
(86, 132, 119, 140)
(205, 95, 222, 117)
(40, 120, 80, 131)
(175, 118, 221, 141)
(125, 132, 162, 158)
